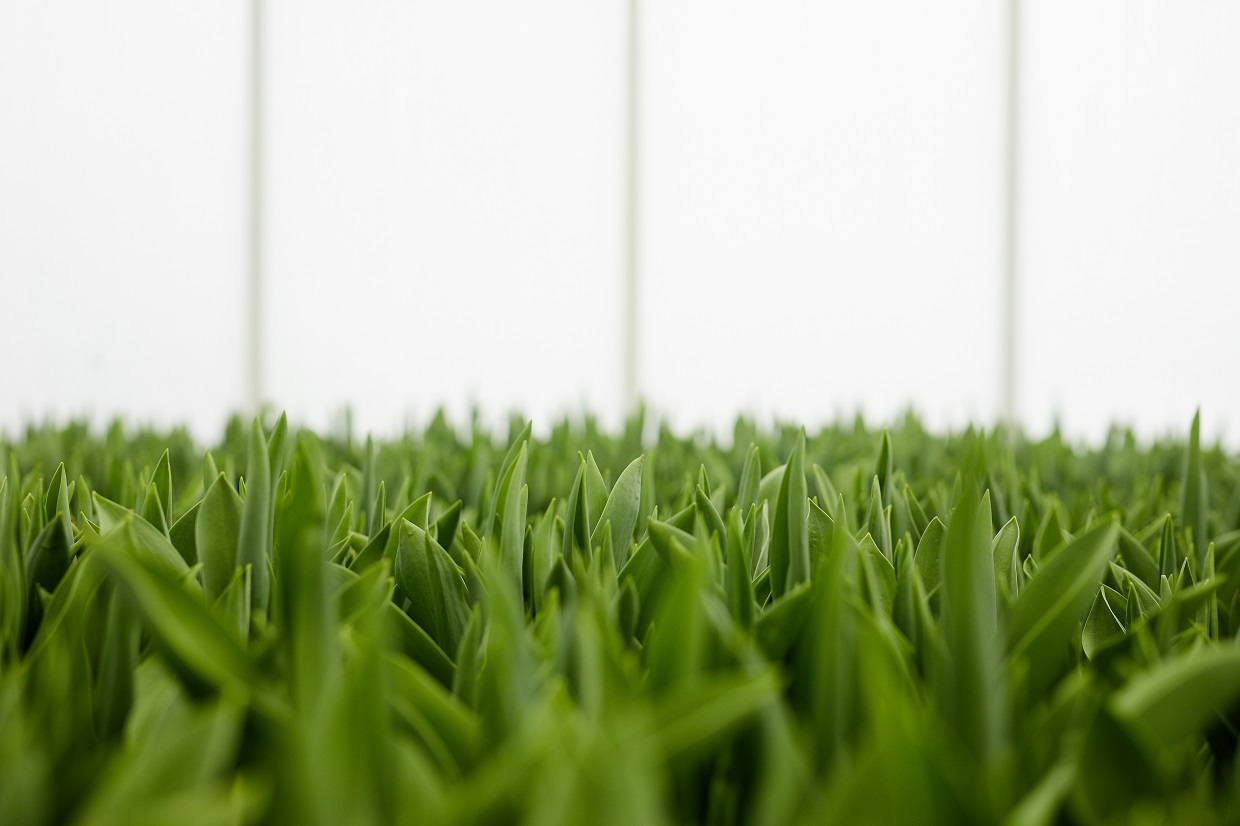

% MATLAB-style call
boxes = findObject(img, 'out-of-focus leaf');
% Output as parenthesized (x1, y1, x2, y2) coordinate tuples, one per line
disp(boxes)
(1112, 646, 1240, 749)
(643, 668, 782, 764)
(736, 444, 761, 514)
(94, 532, 257, 697)
(755, 580, 811, 660)
(74, 700, 249, 826)
(1118, 527, 1160, 591)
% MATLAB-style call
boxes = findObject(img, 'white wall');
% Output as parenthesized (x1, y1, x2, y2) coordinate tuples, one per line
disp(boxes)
(0, 1, 248, 437)
(1, 1, 1237, 443)
(264, 1, 625, 435)
(641, 1, 1003, 434)
(1021, 0, 1240, 444)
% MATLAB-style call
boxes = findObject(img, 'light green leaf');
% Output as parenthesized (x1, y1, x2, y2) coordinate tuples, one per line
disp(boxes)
(591, 455, 644, 569)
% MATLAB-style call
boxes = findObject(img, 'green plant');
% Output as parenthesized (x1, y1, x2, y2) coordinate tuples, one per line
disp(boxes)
(1, 409, 1239, 824)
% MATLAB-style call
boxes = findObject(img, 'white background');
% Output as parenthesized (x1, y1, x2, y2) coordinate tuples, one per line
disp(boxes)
(2, 1, 1237, 445)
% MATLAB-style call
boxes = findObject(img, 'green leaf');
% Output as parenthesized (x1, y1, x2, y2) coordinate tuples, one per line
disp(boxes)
(903, 484, 930, 538)
(1180, 409, 1209, 567)
(150, 449, 173, 529)
(384, 601, 456, 687)
(1007, 520, 1119, 702)
(74, 699, 247, 826)
(167, 501, 200, 568)
(865, 476, 892, 561)
(937, 489, 1004, 761)
(1111, 645, 1240, 749)
(452, 604, 483, 706)
(361, 435, 377, 533)
(561, 459, 587, 562)
(913, 517, 946, 595)
(758, 466, 785, 515)
(267, 411, 289, 488)
(1033, 502, 1065, 562)
(212, 565, 251, 644)
(483, 421, 531, 541)
(736, 444, 762, 514)
(495, 444, 528, 592)
(1117, 527, 1160, 591)
(529, 500, 559, 613)
(812, 465, 840, 523)
(725, 508, 755, 630)
(395, 519, 471, 657)
(695, 484, 726, 544)
(139, 482, 168, 537)
(93, 502, 191, 580)
(475, 554, 534, 741)
(991, 516, 1020, 599)
(806, 498, 834, 576)
(769, 429, 809, 598)
(385, 652, 482, 771)
(278, 501, 336, 710)
(202, 449, 220, 493)
(1157, 514, 1178, 581)
(237, 419, 272, 613)
(1081, 584, 1127, 660)
(1108, 561, 1161, 616)
(94, 531, 258, 696)
(875, 429, 894, 506)
(196, 474, 242, 600)
(1073, 705, 1160, 822)
(797, 515, 859, 770)
(755, 580, 811, 660)
(582, 451, 608, 539)
(433, 499, 464, 552)
(93, 587, 140, 738)
(858, 534, 896, 616)
(647, 668, 782, 763)
(891, 536, 925, 651)
(590, 455, 644, 569)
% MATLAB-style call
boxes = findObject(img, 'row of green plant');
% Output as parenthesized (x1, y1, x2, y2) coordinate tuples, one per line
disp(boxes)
(2, 410, 1239, 824)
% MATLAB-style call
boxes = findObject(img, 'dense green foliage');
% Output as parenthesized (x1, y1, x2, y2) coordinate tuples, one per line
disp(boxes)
(2, 410, 1240, 824)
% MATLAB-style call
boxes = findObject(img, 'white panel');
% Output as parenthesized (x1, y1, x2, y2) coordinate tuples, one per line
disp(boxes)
(0, 1, 248, 439)
(265, 0, 624, 435)
(1022, 1, 1240, 443)
(641, 1, 1005, 434)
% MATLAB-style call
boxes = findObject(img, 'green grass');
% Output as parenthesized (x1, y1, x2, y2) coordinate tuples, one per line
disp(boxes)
(2, 410, 1240, 824)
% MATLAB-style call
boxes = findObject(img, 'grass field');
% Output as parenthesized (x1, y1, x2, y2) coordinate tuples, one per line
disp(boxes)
(2, 410, 1239, 824)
